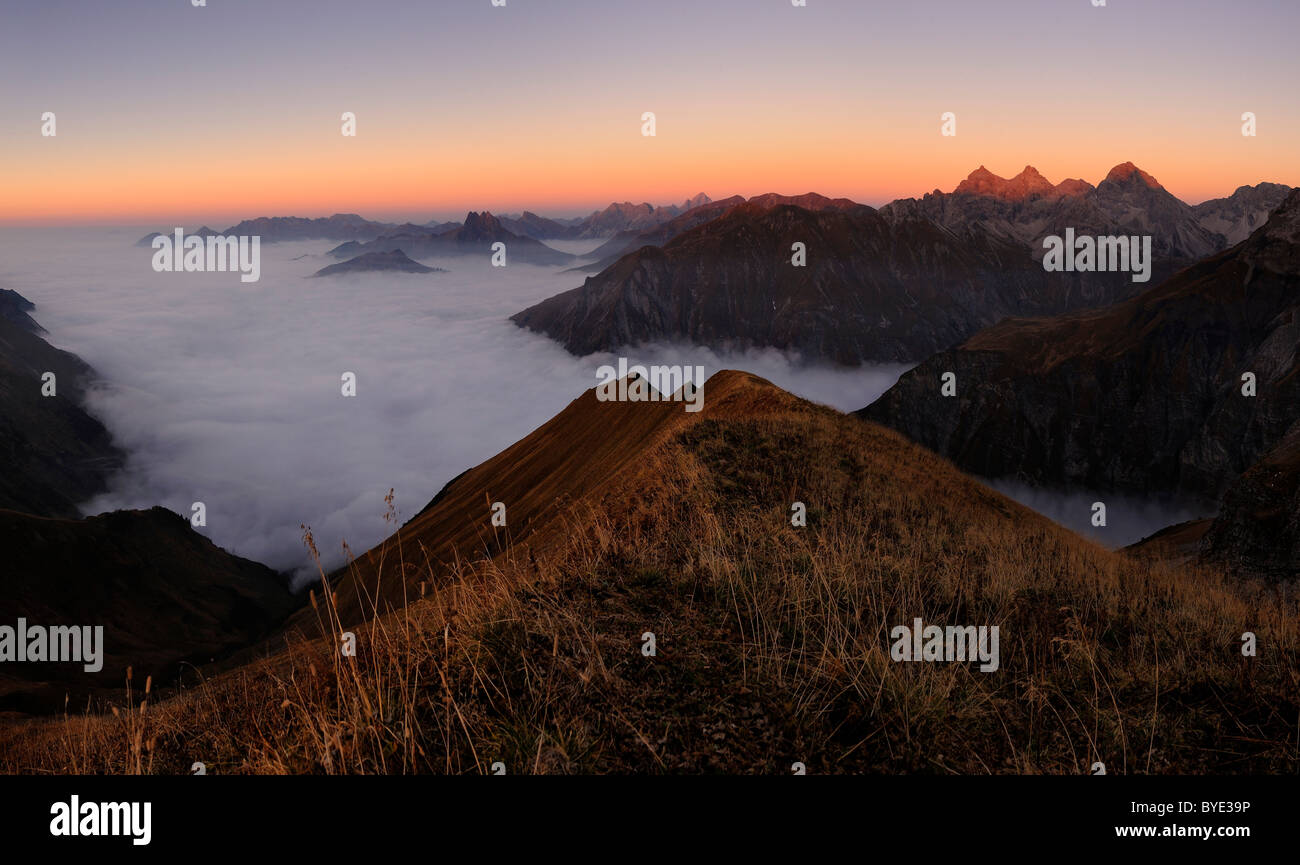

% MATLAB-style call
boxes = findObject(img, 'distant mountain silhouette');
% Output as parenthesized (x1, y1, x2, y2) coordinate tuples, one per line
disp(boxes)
(328, 211, 574, 266)
(496, 211, 573, 240)
(134, 225, 221, 247)
(573, 193, 856, 273)
(137, 214, 405, 246)
(564, 194, 713, 239)
(310, 249, 442, 277)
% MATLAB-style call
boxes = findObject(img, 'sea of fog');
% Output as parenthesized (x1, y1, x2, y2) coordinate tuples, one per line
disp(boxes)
(984, 479, 1215, 550)
(0, 228, 910, 585)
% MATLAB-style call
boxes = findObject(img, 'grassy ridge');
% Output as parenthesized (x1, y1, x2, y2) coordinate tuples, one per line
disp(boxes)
(2, 373, 1295, 773)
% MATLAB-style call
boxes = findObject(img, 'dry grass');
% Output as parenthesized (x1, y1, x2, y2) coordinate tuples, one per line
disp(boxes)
(2, 395, 1296, 774)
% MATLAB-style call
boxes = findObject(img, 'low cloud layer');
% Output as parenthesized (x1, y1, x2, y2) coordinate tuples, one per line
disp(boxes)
(984, 478, 1214, 549)
(0, 228, 907, 586)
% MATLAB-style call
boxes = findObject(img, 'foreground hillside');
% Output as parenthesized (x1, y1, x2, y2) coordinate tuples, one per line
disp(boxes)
(2, 372, 1295, 773)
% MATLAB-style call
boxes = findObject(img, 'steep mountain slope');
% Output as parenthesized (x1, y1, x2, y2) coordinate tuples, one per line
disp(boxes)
(1202, 419, 1300, 579)
(861, 188, 1300, 508)
(0, 289, 44, 334)
(0, 506, 297, 713)
(16, 371, 1296, 773)
(0, 296, 122, 518)
(328, 212, 574, 266)
(297, 369, 723, 628)
(512, 201, 1141, 364)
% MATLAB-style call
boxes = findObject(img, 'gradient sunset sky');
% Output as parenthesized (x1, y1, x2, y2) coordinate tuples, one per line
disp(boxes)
(3, 0, 1297, 225)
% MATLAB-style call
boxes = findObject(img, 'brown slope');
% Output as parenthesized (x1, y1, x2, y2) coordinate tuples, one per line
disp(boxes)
(304, 370, 787, 628)
(18, 369, 1300, 773)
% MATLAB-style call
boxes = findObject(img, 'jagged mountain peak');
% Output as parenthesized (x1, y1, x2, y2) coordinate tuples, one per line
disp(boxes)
(1103, 161, 1163, 189)
(955, 165, 1054, 200)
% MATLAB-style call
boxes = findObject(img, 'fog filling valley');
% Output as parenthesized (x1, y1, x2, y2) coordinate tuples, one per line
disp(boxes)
(0, 228, 913, 586)
(984, 480, 1215, 550)
(2, 228, 1218, 585)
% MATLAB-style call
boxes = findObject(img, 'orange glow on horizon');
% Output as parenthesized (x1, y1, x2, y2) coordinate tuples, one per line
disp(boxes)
(4, 126, 1296, 226)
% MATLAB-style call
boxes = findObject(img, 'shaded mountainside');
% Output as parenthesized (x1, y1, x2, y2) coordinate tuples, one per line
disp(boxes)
(513, 200, 1149, 364)
(0, 506, 297, 714)
(861, 188, 1300, 527)
(12, 371, 1297, 773)
(573, 193, 857, 274)
(1203, 419, 1300, 579)
(329, 211, 574, 266)
(1192, 182, 1295, 246)
(0, 296, 122, 518)
(0, 289, 47, 334)
(310, 249, 442, 277)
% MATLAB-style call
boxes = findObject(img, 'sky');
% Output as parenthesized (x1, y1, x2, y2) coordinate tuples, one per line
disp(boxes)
(2, 0, 1297, 225)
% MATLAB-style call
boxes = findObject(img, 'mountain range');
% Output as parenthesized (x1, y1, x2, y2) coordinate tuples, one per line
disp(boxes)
(135, 195, 716, 248)
(513, 164, 1293, 364)
(327, 211, 575, 266)
(879, 163, 1291, 262)
(861, 187, 1300, 578)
